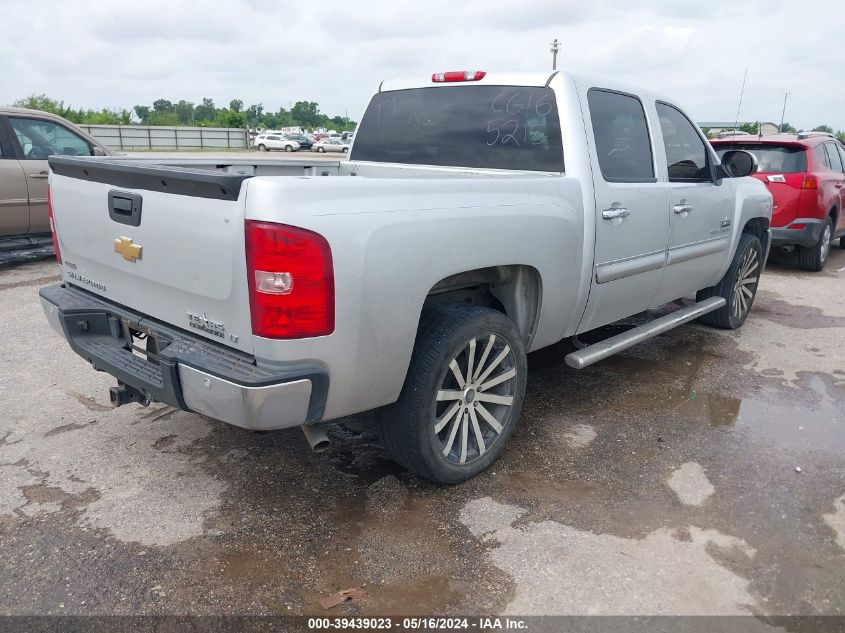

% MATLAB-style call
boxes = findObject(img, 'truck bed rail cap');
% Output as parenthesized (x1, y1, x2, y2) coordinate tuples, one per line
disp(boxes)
(48, 156, 252, 201)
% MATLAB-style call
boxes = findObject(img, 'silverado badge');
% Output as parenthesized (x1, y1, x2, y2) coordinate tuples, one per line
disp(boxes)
(114, 236, 142, 262)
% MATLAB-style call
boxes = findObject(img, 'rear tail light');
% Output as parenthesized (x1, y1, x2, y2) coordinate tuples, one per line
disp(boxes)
(245, 221, 334, 339)
(47, 187, 62, 264)
(800, 174, 818, 189)
(432, 70, 486, 82)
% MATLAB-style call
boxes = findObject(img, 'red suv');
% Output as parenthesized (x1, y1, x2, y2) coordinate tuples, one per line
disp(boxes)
(711, 133, 845, 271)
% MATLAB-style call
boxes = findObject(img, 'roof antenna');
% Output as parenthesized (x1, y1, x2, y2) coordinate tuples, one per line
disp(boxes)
(778, 91, 789, 133)
(732, 68, 747, 134)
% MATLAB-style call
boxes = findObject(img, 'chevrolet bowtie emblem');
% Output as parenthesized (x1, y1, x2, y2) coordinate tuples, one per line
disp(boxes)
(114, 236, 142, 262)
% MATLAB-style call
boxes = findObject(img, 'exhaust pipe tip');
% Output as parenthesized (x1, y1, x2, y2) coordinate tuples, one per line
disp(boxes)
(301, 424, 331, 453)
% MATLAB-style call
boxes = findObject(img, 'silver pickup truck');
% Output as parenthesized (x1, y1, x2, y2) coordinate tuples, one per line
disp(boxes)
(41, 70, 772, 483)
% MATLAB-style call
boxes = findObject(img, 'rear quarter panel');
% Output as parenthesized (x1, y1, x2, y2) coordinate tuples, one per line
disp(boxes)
(244, 174, 586, 420)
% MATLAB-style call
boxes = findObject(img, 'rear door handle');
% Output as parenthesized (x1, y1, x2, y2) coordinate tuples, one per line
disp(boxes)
(28, 172, 48, 179)
(602, 207, 631, 220)
(673, 203, 694, 214)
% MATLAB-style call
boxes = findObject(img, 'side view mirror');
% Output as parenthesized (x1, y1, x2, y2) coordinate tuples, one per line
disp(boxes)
(92, 146, 108, 156)
(718, 149, 758, 178)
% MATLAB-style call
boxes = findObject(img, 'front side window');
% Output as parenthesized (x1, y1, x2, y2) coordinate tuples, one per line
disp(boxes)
(9, 117, 92, 160)
(656, 103, 709, 181)
(352, 86, 564, 172)
(587, 89, 654, 182)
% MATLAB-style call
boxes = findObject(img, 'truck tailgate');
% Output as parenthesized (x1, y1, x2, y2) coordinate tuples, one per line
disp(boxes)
(48, 157, 255, 354)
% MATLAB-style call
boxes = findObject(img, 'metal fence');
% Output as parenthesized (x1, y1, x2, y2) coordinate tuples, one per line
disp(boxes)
(76, 124, 248, 150)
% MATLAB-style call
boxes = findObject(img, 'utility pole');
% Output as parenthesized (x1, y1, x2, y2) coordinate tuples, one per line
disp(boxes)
(779, 92, 789, 132)
(549, 38, 560, 70)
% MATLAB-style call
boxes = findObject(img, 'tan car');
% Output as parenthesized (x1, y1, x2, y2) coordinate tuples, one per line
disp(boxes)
(0, 107, 111, 251)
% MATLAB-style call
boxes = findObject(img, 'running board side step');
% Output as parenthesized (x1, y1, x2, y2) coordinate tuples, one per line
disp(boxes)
(565, 296, 726, 370)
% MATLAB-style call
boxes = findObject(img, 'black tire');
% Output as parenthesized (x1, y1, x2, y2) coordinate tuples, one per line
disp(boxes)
(285, 145, 294, 152)
(798, 216, 832, 271)
(697, 232, 763, 329)
(838, 235, 845, 249)
(257, 144, 267, 152)
(317, 147, 325, 153)
(378, 305, 527, 484)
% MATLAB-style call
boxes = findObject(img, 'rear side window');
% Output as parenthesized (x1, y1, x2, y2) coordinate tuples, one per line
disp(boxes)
(824, 143, 844, 172)
(714, 144, 807, 173)
(814, 145, 830, 169)
(352, 86, 564, 172)
(656, 102, 709, 181)
(838, 145, 845, 173)
(587, 89, 654, 182)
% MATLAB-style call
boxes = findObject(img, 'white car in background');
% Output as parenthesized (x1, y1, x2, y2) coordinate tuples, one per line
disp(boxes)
(313, 138, 349, 153)
(254, 134, 300, 152)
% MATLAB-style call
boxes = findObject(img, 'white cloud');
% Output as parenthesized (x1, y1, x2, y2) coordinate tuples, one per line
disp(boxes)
(1, 0, 842, 130)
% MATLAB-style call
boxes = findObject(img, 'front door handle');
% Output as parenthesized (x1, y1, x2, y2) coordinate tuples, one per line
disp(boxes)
(28, 172, 48, 179)
(602, 207, 631, 220)
(673, 203, 694, 214)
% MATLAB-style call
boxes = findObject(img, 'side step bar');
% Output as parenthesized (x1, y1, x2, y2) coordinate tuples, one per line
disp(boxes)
(565, 296, 726, 370)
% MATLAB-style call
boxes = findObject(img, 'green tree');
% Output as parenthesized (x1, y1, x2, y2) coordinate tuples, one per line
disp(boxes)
(245, 103, 263, 124)
(779, 122, 797, 134)
(836, 131, 845, 144)
(214, 110, 245, 128)
(229, 99, 243, 113)
(737, 121, 760, 134)
(152, 99, 174, 113)
(291, 101, 319, 127)
(194, 98, 216, 122)
(812, 124, 833, 134)
(148, 111, 180, 126)
(134, 105, 151, 123)
(174, 100, 195, 124)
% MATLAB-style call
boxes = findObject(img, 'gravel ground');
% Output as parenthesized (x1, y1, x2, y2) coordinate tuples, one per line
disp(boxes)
(0, 248, 843, 626)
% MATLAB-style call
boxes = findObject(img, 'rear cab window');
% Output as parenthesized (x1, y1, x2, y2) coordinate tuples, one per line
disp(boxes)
(352, 86, 564, 172)
(586, 89, 655, 182)
(714, 144, 807, 174)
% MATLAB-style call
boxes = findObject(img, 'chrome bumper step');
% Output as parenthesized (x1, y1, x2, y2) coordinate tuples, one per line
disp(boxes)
(565, 296, 726, 369)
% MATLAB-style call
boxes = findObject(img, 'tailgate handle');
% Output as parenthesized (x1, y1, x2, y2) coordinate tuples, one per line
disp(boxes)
(108, 191, 143, 227)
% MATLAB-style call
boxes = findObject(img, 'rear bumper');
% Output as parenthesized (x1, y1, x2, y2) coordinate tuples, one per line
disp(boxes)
(770, 218, 825, 248)
(39, 284, 328, 430)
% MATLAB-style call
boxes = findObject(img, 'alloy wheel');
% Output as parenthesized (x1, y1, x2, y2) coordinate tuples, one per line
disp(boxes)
(820, 223, 832, 263)
(732, 246, 759, 320)
(434, 334, 517, 465)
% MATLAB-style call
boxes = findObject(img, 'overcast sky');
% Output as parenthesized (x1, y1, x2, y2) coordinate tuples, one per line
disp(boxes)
(2, 0, 843, 131)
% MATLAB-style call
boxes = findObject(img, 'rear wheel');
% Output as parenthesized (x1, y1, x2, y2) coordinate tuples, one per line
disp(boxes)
(798, 217, 832, 271)
(257, 144, 267, 152)
(697, 232, 762, 329)
(317, 147, 325, 153)
(378, 305, 527, 484)
(285, 145, 294, 152)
